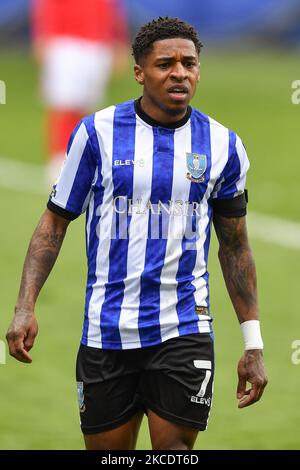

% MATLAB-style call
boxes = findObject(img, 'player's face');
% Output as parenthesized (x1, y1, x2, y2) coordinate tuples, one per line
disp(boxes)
(134, 38, 200, 123)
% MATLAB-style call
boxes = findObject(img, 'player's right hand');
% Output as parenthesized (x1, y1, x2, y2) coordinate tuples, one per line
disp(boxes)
(6, 309, 38, 363)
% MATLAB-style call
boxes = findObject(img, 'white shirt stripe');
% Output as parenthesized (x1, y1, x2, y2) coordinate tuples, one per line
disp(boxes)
(86, 190, 95, 252)
(235, 135, 250, 195)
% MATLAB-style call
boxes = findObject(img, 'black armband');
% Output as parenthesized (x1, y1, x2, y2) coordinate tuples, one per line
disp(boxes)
(47, 200, 79, 221)
(212, 190, 248, 218)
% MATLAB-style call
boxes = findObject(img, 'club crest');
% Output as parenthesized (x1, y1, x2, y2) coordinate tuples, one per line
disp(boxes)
(77, 381, 86, 413)
(186, 153, 207, 182)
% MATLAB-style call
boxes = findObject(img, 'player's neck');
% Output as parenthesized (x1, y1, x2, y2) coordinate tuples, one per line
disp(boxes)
(136, 97, 191, 129)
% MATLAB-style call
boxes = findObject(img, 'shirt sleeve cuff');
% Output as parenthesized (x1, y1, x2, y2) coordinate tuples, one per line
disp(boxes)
(47, 200, 79, 221)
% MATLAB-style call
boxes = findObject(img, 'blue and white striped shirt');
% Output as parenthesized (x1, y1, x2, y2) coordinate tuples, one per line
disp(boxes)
(48, 99, 249, 350)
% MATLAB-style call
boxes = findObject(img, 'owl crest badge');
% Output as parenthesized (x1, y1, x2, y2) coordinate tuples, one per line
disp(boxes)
(186, 153, 207, 183)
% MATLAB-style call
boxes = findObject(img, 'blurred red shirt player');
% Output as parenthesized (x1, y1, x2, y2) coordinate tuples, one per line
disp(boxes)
(31, 0, 129, 183)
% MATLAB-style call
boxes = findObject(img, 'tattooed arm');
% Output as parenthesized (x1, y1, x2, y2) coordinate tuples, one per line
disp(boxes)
(213, 214, 267, 408)
(6, 209, 71, 363)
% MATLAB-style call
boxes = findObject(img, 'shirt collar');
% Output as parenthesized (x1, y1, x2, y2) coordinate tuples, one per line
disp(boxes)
(134, 97, 192, 129)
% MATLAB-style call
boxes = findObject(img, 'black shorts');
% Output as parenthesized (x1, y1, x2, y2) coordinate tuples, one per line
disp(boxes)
(76, 333, 215, 434)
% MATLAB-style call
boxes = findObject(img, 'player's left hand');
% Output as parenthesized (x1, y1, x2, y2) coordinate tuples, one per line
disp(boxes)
(236, 349, 268, 408)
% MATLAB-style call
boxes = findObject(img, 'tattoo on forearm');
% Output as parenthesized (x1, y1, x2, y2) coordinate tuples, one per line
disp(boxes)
(17, 217, 67, 310)
(214, 215, 257, 317)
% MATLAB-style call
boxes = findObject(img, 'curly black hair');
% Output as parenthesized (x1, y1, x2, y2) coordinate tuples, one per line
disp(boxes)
(132, 17, 203, 64)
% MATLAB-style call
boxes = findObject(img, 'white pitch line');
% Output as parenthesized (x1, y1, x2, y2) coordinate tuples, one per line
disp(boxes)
(247, 212, 300, 250)
(0, 157, 47, 194)
(1, 157, 300, 250)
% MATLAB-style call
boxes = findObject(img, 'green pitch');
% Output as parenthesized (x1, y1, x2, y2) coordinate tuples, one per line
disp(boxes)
(0, 50, 299, 449)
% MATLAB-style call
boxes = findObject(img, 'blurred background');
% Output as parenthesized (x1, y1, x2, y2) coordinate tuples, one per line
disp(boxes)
(0, 0, 300, 450)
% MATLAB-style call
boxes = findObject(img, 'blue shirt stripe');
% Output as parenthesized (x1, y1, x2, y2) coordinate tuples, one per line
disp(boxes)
(65, 120, 97, 215)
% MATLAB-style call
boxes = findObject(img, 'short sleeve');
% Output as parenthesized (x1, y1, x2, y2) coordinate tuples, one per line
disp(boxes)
(47, 118, 97, 220)
(212, 133, 249, 200)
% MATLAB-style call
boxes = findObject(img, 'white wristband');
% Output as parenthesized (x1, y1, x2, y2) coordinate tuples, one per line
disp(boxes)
(241, 320, 264, 350)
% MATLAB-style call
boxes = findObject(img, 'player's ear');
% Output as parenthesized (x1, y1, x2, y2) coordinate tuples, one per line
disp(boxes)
(134, 64, 144, 85)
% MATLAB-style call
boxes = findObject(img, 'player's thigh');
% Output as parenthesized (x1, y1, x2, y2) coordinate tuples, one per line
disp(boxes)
(140, 333, 215, 442)
(84, 410, 144, 450)
(148, 409, 198, 450)
(76, 344, 142, 437)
